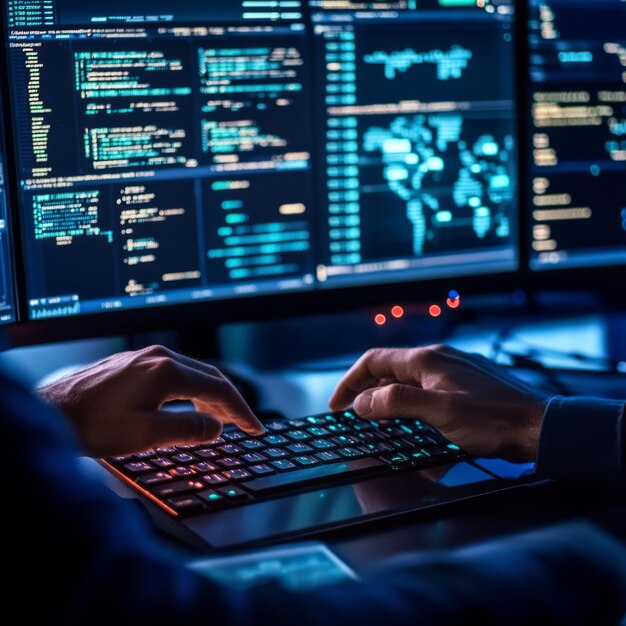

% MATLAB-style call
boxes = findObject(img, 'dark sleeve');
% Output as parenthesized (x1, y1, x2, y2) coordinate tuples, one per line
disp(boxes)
(3, 370, 625, 625)
(536, 396, 625, 483)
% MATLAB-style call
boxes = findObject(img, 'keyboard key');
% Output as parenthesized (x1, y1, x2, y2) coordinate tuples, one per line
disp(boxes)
(217, 486, 250, 501)
(137, 472, 174, 487)
(241, 452, 266, 464)
(337, 447, 364, 459)
(262, 434, 289, 446)
(293, 455, 320, 468)
(190, 462, 217, 474)
(171, 452, 196, 464)
(287, 443, 313, 454)
(246, 458, 386, 495)
(305, 416, 327, 426)
(248, 464, 275, 476)
(165, 495, 204, 514)
(351, 421, 376, 432)
(285, 430, 311, 442)
(310, 439, 335, 450)
(195, 448, 220, 460)
(287, 419, 309, 428)
(222, 431, 248, 442)
(314, 451, 341, 463)
(152, 457, 175, 469)
(203, 473, 229, 486)
(218, 444, 243, 455)
(379, 453, 411, 466)
(387, 439, 411, 451)
(332, 435, 360, 446)
(364, 442, 393, 453)
(207, 437, 227, 446)
(357, 431, 387, 443)
(326, 423, 349, 434)
(269, 459, 297, 472)
(307, 426, 330, 437)
(408, 450, 432, 466)
(111, 455, 133, 463)
(155, 447, 177, 455)
(222, 469, 252, 482)
(123, 461, 154, 475)
(382, 426, 405, 437)
(169, 466, 195, 478)
(153, 479, 204, 498)
(264, 447, 288, 459)
(177, 444, 201, 451)
(215, 457, 244, 469)
(197, 490, 224, 505)
(411, 420, 440, 435)
(133, 450, 156, 459)
(240, 439, 265, 451)
(265, 421, 289, 432)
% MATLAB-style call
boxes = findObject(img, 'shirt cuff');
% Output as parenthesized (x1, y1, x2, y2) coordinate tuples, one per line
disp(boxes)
(536, 396, 624, 483)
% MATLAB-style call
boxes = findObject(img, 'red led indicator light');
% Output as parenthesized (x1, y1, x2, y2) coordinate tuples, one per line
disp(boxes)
(374, 314, 387, 326)
(447, 297, 461, 309)
(429, 305, 442, 318)
(391, 305, 404, 319)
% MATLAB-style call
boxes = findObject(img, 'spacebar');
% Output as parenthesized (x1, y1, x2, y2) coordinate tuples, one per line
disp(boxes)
(244, 458, 386, 496)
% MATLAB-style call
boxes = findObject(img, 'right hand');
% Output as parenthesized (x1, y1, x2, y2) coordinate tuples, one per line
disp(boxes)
(329, 345, 551, 463)
(38, 345, 264, 458)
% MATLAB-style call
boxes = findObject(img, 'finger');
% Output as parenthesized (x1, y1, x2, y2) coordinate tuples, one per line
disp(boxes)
(149, 360, 264, 435)
(330, 347, 452, 410)
(140, 345, 230, 384)
(141, 410, 224, 450)
(353, 383, 446, 427)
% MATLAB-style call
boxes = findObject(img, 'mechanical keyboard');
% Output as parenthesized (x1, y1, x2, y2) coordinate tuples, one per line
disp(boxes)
(103, 410, 467, 518)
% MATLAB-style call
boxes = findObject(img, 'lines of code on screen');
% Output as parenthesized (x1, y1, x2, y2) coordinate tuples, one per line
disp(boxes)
(4, 0, 518, 319)
(528, 0, 626, 271)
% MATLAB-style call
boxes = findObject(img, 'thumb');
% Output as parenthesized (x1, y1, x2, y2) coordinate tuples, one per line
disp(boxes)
(354, 384, 444, 425)
(144, 410, 223, 450)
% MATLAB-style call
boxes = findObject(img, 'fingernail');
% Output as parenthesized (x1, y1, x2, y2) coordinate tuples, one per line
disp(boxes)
(354, 391, 373, 417)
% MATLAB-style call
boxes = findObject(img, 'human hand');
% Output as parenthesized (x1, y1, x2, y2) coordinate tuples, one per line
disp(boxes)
(38, 345, 264, 457)
(329, 345, 551, 462)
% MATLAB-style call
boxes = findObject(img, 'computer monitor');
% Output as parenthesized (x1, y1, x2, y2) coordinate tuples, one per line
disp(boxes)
(0, 93, 16, 324)
(527, 0, 626, 272)
(1, 0, 518, 341)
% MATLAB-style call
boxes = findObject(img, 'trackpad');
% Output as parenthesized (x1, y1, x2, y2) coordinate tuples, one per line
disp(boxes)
(186, 462, 497, 550)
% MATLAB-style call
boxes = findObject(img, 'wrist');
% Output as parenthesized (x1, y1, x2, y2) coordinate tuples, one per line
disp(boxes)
(519, 397, 550, 462)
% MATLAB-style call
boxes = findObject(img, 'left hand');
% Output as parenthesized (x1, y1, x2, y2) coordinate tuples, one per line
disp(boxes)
(38, 345, 264, 457)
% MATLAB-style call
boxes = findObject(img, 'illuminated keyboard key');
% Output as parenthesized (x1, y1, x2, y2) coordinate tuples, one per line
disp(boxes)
(123, 461, 154, 475)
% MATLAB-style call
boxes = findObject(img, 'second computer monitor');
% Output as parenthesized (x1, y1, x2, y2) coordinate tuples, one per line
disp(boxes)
(527, 0, 626, 271)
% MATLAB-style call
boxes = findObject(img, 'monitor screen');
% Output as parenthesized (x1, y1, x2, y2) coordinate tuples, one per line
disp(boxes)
(3, 0, 518, 321)
(527, 0, 626, 271)
(0, 97, 16, 324)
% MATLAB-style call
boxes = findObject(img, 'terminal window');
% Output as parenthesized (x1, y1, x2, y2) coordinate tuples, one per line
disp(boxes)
(528, 0, 626, 270)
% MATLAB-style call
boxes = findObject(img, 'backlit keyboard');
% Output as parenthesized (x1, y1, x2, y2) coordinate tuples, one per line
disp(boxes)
(103, 410, 467, 517)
